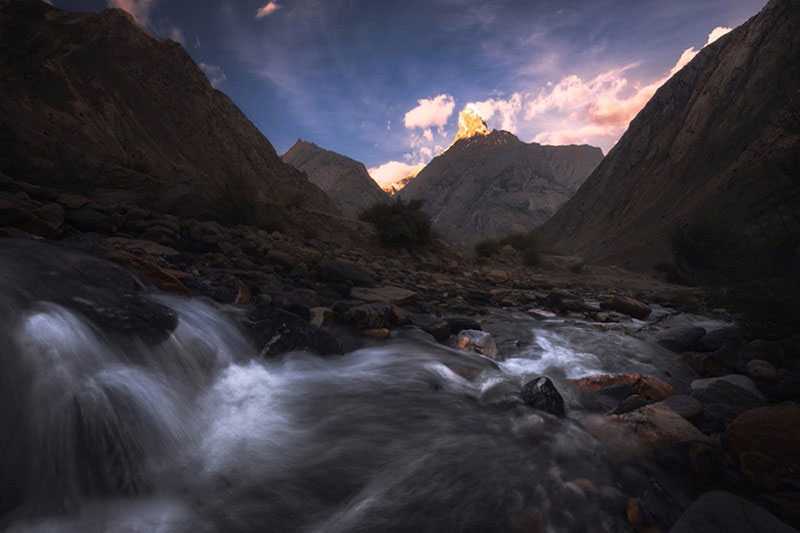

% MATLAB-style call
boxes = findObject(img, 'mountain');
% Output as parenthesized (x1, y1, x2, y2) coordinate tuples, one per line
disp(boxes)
(282, 140, 388, 218)
(0, 0, 337, 229)
(537, 0, 800, 270)
(398, 109, 603, 246)
(382, 175, 415, 196)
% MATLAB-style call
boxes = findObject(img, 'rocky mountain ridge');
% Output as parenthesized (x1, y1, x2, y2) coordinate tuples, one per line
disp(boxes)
(282, 140, 389, 218)
(399, 126, 603, 246)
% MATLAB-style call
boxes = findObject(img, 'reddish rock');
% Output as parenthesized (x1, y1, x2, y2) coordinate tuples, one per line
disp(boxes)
(726, 405, 800, 490)
(570, 373, 673, 401)
(602, 295, 651, 320)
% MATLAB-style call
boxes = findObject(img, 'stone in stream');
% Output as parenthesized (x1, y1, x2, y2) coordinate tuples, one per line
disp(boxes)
(350, 286, 417, 304)
(670, 491, 797, 533)
(521, 377, 566, 417)
(657, 395, 704, 420)
(697, 326, 742, 352)
(726, 405, 800, 491)
(454, 329, 499, 359)
(600, 294, 651, 320)
(746, 359, 778, 381)
(656, 326, 706, 352)
(691, 376, 765, 433)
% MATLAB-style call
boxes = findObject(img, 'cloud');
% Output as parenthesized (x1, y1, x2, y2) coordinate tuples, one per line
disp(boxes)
(367, 161, 424, 188)
(403, 94, 455, 131)
(464, 93, 523, 133)
(108, 0, 154, 26)
(256, 1, 281, 19)
(706, 26, 732, 46)
(168, 26, 186, 45)
(199, 63, 227, 88)
(525, 25, 729, 151)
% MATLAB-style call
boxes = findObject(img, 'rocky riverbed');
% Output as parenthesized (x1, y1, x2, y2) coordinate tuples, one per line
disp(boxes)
(1, 175, 799, 532)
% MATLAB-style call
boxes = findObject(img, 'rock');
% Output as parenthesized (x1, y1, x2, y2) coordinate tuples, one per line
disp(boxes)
(741, 339, 786, 367)
(485, 269, 510, 283)
(249, 308, 343, 356)
(656, 326, 706, 352)
(319, 260, 376, 287)
(521, 377, 565, 416)
(350, 286, 417, 304)
(571, 373, 674, 401)
(527, 308, 557, 320)
(658, 395, 704, 420)
(691, 374, 764, 400)
(691, 378, 765, 433)
(746, 359, 778, 381)
(267, 250, 296, 268)
(65, 206, 115, 233)
(187, 219, 225, 250)
(698, 326, 742, 352)
(309, 306, 333, 328)
(103, 237, 180, 257)
(670, 491, 797, 533)
(445, 316, 482, 334)
(726, 405, 800, 491)
(409, 314, 450, 341)
(613, 394, 651, 415)
(344, 303, 402, 329)
(480, 380, 523, 408)
(454, 329, 499, 359)
(601, 295, 651, 320)
(362, 328, 390, 339)
(583, 404, 711, 460)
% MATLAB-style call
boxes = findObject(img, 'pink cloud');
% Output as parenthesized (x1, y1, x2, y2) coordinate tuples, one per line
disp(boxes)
(108, 0, 154, 26)
(527, 26, 729, 151)
(256, 1, 281, 19)
(367, 161, 424, 189)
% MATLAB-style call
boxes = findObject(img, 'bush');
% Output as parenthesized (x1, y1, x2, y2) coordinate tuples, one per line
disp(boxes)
(359, 199, 432, 248)
(500, 231, 539, 252)
(475, 238, 501, 258)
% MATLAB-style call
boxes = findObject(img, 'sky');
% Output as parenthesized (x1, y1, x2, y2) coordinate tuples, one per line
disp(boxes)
(54, 0, 766, 187)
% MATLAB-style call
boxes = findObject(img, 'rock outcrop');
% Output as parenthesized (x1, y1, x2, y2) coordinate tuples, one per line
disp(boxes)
(538, 0, 800, 270)
(282, 140, 388, 218)
(399, 112, 602, 246)
(0, 0, 338, 229)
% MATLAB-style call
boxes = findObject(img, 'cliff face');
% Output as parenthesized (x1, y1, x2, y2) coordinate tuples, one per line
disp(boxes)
(537, 0, 800, 270)
(283, 140, 388, 218)
(399, 128, 603, 246)
(0, 0, 337, 227)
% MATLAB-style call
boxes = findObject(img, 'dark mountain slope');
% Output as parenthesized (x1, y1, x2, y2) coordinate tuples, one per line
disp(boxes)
(0, 0, 337, 228)
(538, 0, 800, 271)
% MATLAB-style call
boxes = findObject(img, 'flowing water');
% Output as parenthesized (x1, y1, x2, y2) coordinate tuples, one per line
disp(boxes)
(0, 242, 709, 532)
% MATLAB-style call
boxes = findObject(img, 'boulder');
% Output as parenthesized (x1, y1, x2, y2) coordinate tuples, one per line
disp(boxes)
(350, 286, 417, 305)
(746, 359, 778, 381)
(601, 295, 651, 320)
(656, 326, 706, 352)
(657, 395, 704, 420)
(454, 329, 499, 359)
(691, 375, 763, 399)
(571, 373, 674, 401)
(319, 260, 376, 287)
(445, 316, 482, 334)
(344, 303, 402, 329)
(670, 491, 796, 533)
(691, 377, 765, 433)
(521, 376, 565, 416)
(726, 405, 800, 490)
(698, 326, 742, 352)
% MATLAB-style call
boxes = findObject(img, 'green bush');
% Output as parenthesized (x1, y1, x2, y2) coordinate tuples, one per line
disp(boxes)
(359, 199, 432, 248)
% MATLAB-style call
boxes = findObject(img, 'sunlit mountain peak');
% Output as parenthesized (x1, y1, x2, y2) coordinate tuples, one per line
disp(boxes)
(454, 107, 491, 142)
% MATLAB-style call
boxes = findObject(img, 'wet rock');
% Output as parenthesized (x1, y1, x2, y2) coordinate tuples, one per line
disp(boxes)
(319, 260, 375, 287)
(527, 308, 557, 320)
(480, 380, 523, 408)
(601, 294, 651, 320)
(657, 326, 706, 352)
(455, 329, 499, 359)
(445, 316, 482, 334)
(362, 328, 391, 339)
(409, 314, 450, 341)
(350, 286, 416, 304)
(726, 405, 800, 491)
(521, 376, 565, 416)
(691, 374, 763, 399)
(583, 404, 711, 460)
(344, 303, 402, 329)
(571, 373, 674, 401)
(658, 395, 703, 420)
(691, 377, 765, 433)
(746, 359, 778, 381)
(698, 326, 742, 352)
(670, 491, 797, 533)
(66, 206, 115, 233)
(67, 293, 178, 346)
(249, 308, 343, 356)
(613, 394, 651, 415)
(309, 306, 333, 327)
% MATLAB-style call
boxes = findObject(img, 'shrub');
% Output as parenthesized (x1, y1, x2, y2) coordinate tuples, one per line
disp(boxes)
(500, 231, 539, 252)
(359, 199, 432, 248)
(475, 238, 501, 258)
